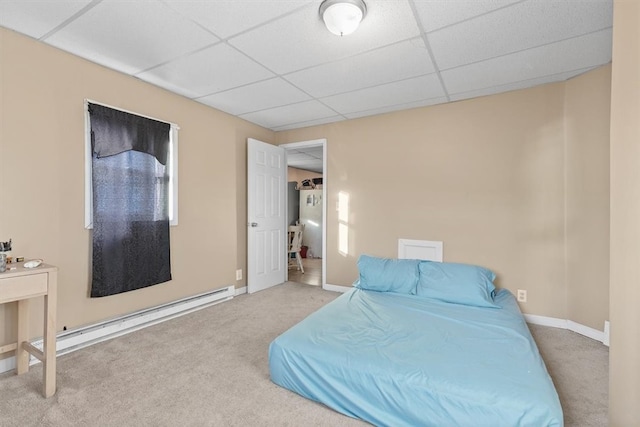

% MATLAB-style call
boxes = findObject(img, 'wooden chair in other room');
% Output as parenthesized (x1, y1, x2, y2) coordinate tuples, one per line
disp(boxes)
(287, 225, 305, 274)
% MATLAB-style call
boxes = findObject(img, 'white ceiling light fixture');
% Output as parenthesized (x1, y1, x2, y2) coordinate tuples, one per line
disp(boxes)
(319, 0, 367, 37)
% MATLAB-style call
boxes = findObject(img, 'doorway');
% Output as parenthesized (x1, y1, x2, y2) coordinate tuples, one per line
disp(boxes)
(281, 139, 326, 288)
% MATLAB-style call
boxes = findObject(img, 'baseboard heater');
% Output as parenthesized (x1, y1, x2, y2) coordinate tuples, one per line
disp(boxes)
(0, 285, 235, 374)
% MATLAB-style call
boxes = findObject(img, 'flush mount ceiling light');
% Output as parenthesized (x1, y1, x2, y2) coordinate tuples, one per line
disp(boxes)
(319, 0, 367, 36)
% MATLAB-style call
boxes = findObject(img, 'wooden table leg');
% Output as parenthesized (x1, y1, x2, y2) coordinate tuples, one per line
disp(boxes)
(16, 299, 30, 375)
(43, 270, 57, 398)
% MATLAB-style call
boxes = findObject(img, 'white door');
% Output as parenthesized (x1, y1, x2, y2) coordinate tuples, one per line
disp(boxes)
(247, 138, 286, 293)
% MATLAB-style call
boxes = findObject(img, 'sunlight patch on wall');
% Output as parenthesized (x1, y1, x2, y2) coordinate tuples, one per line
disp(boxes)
(338, 191, 350, 256)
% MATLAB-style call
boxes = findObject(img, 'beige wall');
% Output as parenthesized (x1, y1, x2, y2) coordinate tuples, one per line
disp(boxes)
(287, 167, 322, 186)
(565, 66, 611, 331)
(277, 68, 612, 326)
(277, 84, 570, 319)
(609, 0, 640, 424)
(0, 28, 273, 347)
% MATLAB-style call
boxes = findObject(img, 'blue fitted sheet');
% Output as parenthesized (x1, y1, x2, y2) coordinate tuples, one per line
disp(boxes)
(269, 288, 563, 426)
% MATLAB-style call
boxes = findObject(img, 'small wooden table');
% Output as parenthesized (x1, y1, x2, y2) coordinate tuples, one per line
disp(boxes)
(0, 263, 58, 397)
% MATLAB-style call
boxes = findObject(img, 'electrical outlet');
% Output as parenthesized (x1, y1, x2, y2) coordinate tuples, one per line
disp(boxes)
(236, 269, 242, 281)
(517, 289, 527, 302)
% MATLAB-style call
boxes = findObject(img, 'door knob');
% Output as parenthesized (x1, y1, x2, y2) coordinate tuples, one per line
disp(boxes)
(250, 222, 258, 227)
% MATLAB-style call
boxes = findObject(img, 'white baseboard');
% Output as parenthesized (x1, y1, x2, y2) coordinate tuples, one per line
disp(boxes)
(0, 355, 16, 374)
(235, 286, 247, 296)
(323, 283, 351, 293)
(567, 320, 605, 343)
(525, 314, 608, 345)
(524, 314, 568, 329)
(1, 285, 235, 375)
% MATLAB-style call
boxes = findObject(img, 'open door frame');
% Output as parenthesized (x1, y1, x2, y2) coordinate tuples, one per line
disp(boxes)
(281, 139, 327, 289)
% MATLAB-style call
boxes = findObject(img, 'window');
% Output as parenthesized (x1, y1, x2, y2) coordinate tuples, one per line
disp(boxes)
(84, 100, 178, 228)
(84, 100, 179, 297)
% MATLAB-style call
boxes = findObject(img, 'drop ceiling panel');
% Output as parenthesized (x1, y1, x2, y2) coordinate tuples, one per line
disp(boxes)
(290, 162, 322, 172)
(163, 0, 313, 39)
(229, 0, 420, 75)
(288, 162, 322, 174)
(287, 146, 323, 173)
(239, 100, 338, 129)
(137, 43, 274, 99)
(414, 0, 521, 33)
(197, 77, 311, 116)
(289, 159, 321, 169)
(307, 147, 324, 157)
(291, 158, 321, 166)
(290, 146, 323, 158)
(45, 0, 219, 75)
(286, 153, 314, 162)
(285, 37, 435, 98)
(0, 0, 614, 131)
(442, 29, 612, 95)
(321, 74, 445, 115)
(428, 0, 613, 70)
(0, 0, 93, 39)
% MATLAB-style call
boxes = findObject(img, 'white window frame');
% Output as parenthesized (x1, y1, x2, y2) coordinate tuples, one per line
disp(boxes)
(84, 99, 179, 229)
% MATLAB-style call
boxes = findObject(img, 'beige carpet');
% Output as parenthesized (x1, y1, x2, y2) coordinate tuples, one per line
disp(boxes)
(528, 323, 609, 426)
(0, 282, 608, 426)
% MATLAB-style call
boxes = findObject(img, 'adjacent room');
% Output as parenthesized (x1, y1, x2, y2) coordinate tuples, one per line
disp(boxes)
(286, 148, 324, 286)
(0, 0, 638, 426)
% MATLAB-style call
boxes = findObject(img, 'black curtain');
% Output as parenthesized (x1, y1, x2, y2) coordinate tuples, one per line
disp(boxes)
(89, 103, 172, 297)
(90, 104, 169, 165)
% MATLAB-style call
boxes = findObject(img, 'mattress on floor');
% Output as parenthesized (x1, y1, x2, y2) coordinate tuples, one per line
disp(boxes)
(269, 287, 563, 427)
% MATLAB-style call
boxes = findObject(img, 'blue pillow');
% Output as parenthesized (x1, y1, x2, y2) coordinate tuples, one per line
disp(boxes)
(355, 255, 420, 294)
(417, 261, 500, 308)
